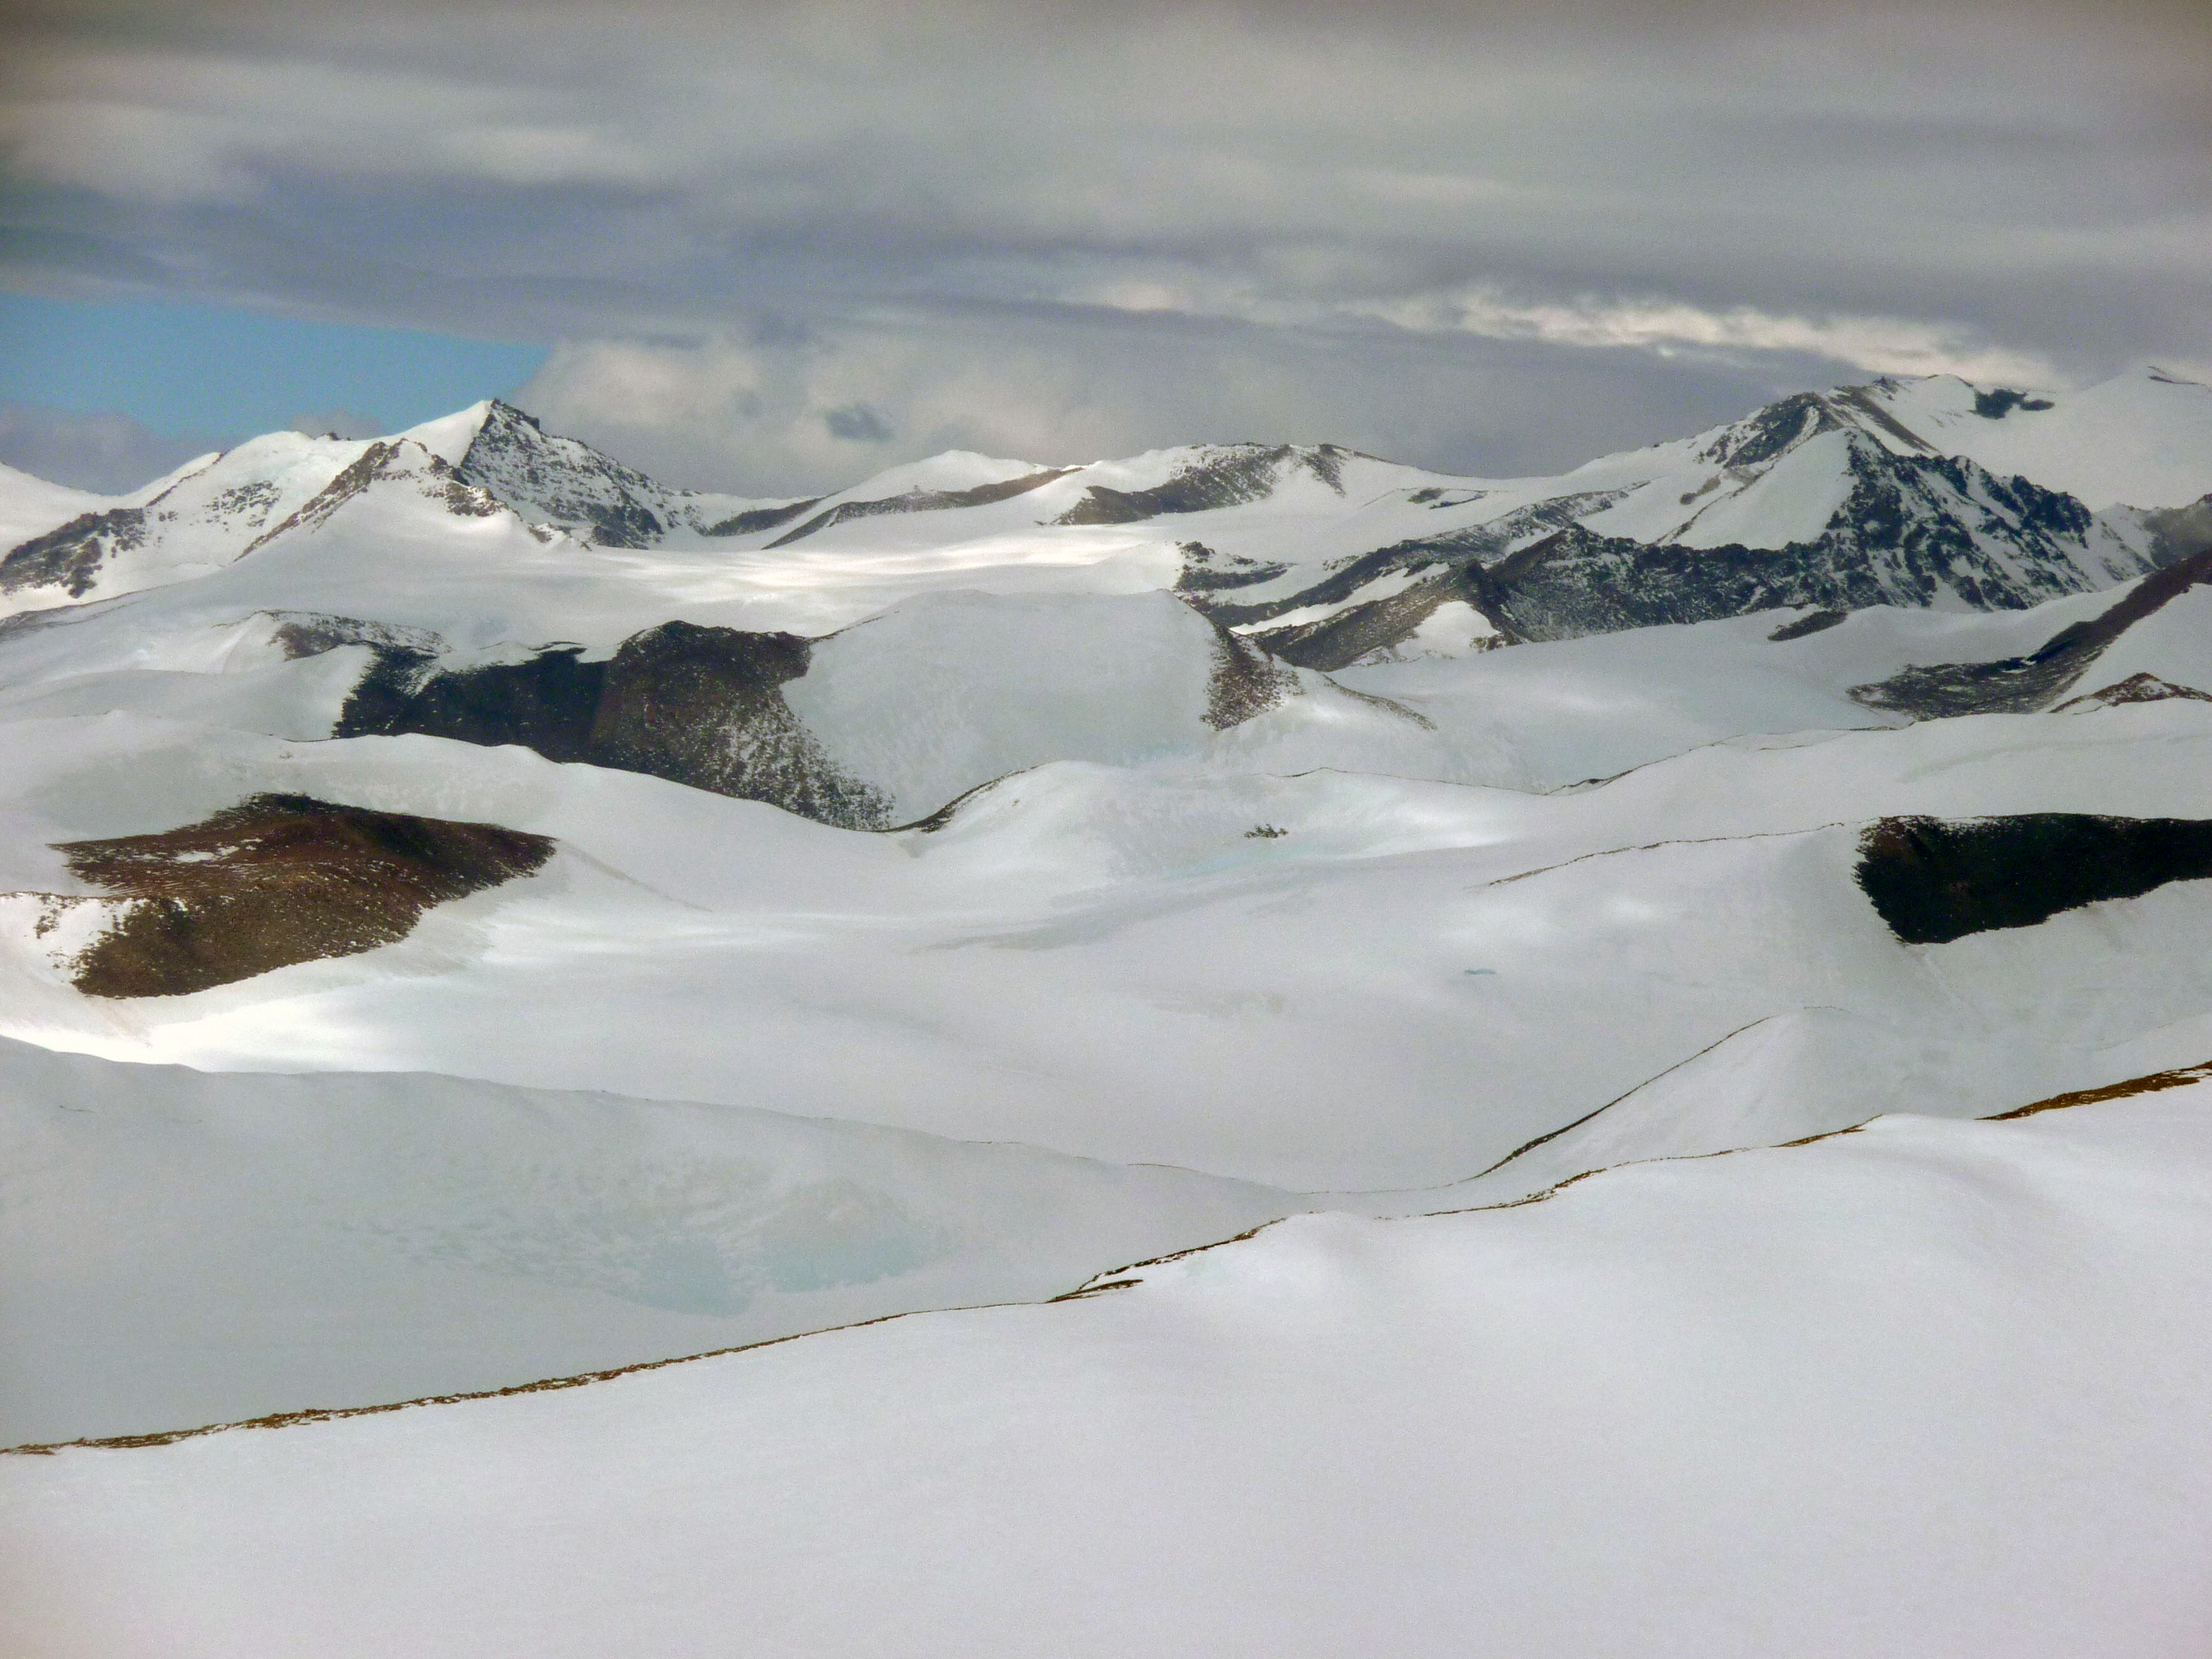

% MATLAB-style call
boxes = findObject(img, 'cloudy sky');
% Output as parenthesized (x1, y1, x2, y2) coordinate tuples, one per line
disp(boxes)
(3, 0, 2206, 493)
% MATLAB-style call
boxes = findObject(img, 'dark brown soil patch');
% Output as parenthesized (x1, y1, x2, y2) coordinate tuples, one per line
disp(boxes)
(1855, 813, 2212, 945)
(2051, 672, 2212, 712)
(1987, 1061, 2212, 1119)
(56, 795, 554, 997)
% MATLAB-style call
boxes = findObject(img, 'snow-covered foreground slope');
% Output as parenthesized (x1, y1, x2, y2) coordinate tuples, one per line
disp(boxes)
(10, 1084, 2209, 1657)
(0, 1038, 1301, 1446)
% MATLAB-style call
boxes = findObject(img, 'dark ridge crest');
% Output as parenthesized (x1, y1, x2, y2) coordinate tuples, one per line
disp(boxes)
(1855, 813, 2212, 946)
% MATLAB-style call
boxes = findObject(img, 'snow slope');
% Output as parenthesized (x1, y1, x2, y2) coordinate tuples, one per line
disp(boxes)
(0, 1037, 1301, 1446)
(9, 1086, 2209, 1656)
(0, 463, 112, 554)
(0, 363, 2208, 1573)
(1857, 366, 2212, 508)
(9, 696, 2212, 1196)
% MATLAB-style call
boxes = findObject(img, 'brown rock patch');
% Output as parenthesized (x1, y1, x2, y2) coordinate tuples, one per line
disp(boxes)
(52, 794, 554, 998)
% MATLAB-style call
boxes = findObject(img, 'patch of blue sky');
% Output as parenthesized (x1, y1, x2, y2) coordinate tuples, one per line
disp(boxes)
(0, 292, 548, 440)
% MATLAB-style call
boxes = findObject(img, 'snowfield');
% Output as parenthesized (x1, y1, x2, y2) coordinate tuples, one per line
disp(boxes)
(7, 1085, 2210, 1657)
(4, 366, 2211, 1651)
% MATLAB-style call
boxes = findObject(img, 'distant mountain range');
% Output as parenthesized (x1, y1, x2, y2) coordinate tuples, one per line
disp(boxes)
(3, 366, 2207, 832)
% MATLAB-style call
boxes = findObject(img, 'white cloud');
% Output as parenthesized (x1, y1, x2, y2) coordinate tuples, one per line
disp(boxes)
(511, 310, 1803, 495)
(1359, 290, 2063, 385)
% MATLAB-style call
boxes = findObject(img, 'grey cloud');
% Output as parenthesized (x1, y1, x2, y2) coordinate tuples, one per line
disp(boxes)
(0, 401, 226, 492)
(3, 0, 2206, 492)
(287, 408, 386, 439)
(822, 403, 895, 444)
(513, 304, 1835, 495)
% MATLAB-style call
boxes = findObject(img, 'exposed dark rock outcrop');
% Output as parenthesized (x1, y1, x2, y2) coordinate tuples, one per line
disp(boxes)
(766, 470, 1077, 547)
(1199, 431, 2188, 666)
(43, 795, 554, 997)
(1197, 494, 1620, 645)
(1054, 445, 1356, 527)
(1855, 813, 2212, 945)
(1205, 629, 1301, 728)
(1768, 609, 1848, 642)
(2051, 673, 2212, 712)
(239, 442, 503, 560)
(699, 498, 821, 537)
(1487, 452, 2126, 643)
(333, 622, 894, 829)
(1850, 540, 2212, 719)
(451, 403, 675, 548)
(1173, 542, 1287, 595)
(1252, 570, 1503, 671)
(1972, 388, 2055, 419)
(264, 612, 445, 661)
(0, 508, 149, 597)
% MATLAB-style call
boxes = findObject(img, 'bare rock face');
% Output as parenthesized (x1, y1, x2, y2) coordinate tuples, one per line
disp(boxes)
(0, 508, 148, 597)
(1204, 432, 2206, 668)
(449, 403, 675, 548)
(1203, 628, 1300, 728)
(2051, 673, 2212, 712)
(1054, 445, 1353, 527)
(334, 621, 895, 830)
(41, 795, 555, 997)
(1850, 541, 2212, 719)
(765, 469, 1075, 547)
(1855, 813, 2212, 945)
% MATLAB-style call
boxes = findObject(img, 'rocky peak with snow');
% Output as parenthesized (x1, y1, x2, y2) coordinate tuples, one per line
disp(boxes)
(445, 400, 686, 549)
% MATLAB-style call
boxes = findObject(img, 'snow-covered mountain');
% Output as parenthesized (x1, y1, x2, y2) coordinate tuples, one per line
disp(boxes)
(6, 365, 2212, 1651)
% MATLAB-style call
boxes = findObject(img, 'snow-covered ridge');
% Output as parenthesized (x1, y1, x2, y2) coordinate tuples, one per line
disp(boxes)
(6, 369, 2206, 657)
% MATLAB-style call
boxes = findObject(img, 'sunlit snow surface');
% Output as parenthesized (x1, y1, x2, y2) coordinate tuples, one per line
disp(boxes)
(7, 1090, 2210, 1656)
(4, 370, 2212, 1649)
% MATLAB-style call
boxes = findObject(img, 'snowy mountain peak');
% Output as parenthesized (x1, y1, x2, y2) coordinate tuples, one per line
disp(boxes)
(1841, 367, 2212, 508)
(445, 401, 681, 549)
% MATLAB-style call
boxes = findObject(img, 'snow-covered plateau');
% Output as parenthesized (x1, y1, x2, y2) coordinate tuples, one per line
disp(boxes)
(5, 367, 2212, 1653)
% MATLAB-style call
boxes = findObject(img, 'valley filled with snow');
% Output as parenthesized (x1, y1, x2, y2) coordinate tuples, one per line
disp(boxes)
(5, 367, 2212, 1653)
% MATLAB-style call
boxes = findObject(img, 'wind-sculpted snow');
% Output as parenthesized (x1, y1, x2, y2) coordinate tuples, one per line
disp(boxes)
(1845, 367, 2212, 509)
(0, 1037, 1304, 1445)
(9, 1089, 2211, 1655)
